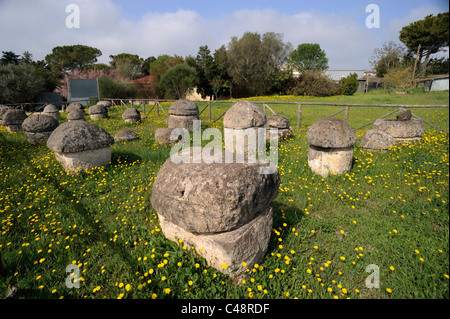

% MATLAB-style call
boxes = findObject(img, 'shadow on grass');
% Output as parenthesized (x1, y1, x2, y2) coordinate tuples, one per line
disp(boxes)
(4, 150, 153, 298)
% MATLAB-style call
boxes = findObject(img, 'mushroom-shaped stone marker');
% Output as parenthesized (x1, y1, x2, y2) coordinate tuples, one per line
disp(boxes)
(167, 99, 199, 132)
(46, 121, 114, 174)
(372, 118, 424, 144)
(88, 104, 108, 120)
(22, 114, 59, 144)
(67, 109, 86, 122)
(1, 109, 28, 132)
(114, 128, 138, 142)
(306, 118, 356, 177)
(66, 102, 84, 113)
(151, 147, 280, 277)
(0, 105, 10, 125)
(43, 104, 60, 121)
(265, 114, 293, 141)
(122, 108, 141, 123)
(223, 100, 266, 154)
(97, 101, 112, 109)
(154, 128, 183, 147)
(360, 129, 395, 151)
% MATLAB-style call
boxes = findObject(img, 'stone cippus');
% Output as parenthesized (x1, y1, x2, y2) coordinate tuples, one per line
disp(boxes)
(168, 120, 279, 175)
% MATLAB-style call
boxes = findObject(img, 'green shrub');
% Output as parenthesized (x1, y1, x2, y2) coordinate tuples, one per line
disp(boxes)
(287, 70, 342, 96)
(98, 76, 137, 99)
(160, 64, 198, 99)
(340, 72, 359, 95)
(0, 63, 45, 103)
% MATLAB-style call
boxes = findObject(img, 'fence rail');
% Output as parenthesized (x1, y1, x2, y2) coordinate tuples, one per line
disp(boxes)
(5, 98, 447, 134)
(103, 98, 449, 133)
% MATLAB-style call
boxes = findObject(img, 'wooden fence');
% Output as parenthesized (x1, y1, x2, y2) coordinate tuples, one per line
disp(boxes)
(103, 98, 449, 134)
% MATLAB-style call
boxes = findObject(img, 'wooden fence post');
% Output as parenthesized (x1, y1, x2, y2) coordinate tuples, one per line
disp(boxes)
(297, 104, 302, 129)
(345, 106, 349, 122)
(208, 101, 211, 121)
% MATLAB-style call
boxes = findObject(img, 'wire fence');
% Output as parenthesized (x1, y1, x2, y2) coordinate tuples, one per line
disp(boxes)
(103, 98, 449, 133)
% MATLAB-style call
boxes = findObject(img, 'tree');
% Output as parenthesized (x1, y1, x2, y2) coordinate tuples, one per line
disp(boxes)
(193, 45, 215, 99)
(45, 45, 102, 73)
(426, 57, 449, 75)
(0, 51, 20, 65)
(288, 43, 329, 71)
(211, 45, 232, 99)
(382, 68, 411, 89)
(20, 51, 34, 64)
(369, 41, 405, 77)
(399, 12, 449, 76)
(287, 70, 341, 97)
(340, 73, 359, 95)
(0, 63, 45, 103)
(160, 64, 197, 99)
(149, 54, 184, 82)
(98, 76, 137, 99)
(109, 53, 143, 80)
(226, 31, 291, 96)
(141, 56, 156, 76)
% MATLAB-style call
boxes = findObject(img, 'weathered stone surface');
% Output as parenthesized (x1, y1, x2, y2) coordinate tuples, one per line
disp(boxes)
(264, 114, 293, 141)
(122, 108, 141, 123)
(2, 109, 27, 125)
(22, 114, 59, 133)
(168, 99, 199, 116)
(373, 119, 424, 139)
(2, 109, 27, 131)
(151, 147, 280, 234)
(266, 114, 290, 129)
(88, 104, 108, 120)
(264, 126, 293, 141)
(0, 105, 10, 121)
(67, 110, 85, 121)
(47, 120, 114, 153)
(54, 147, 112, 174)
(154, 127, 183, 146)
(307, 118, 356, 148)
(167, 115, 198, 131)
(97, 101, 112, 108)
(396, 109, 412, 121)
(43, 104, 60, 121)
(66, 103, 84, 113)
(224, 127, 261, 154)
(157, 206, 273, 277)
(22, 114, 59, 143)
(223, 100, 266, 129)
(360, 129, 395, 151)
(114, 129, 138, 142)
(308, 145, 354, 177)
(24, 131, 53, 144)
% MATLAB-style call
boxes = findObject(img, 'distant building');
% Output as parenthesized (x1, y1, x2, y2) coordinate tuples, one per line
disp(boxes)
(422, 75, 449, 91)
(130, 75, 155, 84)
(324, 70, 366, 82)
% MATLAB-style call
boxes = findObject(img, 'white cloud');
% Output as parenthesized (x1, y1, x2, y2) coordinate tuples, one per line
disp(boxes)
(1, 0, 446, 70)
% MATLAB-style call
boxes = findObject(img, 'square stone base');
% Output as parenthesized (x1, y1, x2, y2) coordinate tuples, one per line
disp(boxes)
(157, 206, 273, 277)
(54, 147, 111, 174)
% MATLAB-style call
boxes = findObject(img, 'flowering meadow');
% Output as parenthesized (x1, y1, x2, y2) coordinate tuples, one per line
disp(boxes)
(0, 90, 448, 299)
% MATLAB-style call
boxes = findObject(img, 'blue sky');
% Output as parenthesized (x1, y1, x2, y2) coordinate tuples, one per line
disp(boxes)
(0, 0, 448, 69)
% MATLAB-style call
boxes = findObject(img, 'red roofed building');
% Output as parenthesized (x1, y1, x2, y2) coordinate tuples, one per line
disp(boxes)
(130, 75, 158, 98)
(130, 75, 155, 84)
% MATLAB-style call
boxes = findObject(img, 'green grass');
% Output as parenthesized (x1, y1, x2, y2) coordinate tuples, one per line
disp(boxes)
(0, 89, 448, 299)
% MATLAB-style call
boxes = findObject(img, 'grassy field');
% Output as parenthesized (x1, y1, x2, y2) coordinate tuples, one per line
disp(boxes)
(0, 89, 448, 299)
